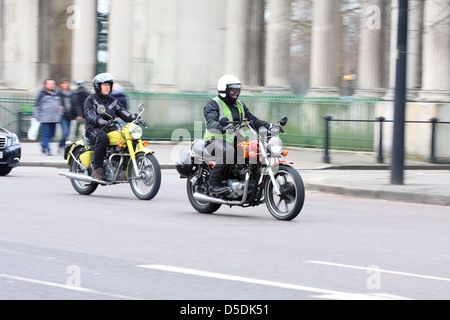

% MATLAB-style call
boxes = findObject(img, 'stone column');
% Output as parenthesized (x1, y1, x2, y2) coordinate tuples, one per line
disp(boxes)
(406, 0, 423, 100)
(265, 0, 292, 92)
(71, 0, 97, 83)
(307, 0, 339, 96)
(107, 0, 133, 82)
(355, 0, 384, 98)
(418, 0, 450, 102)
(246, 0, 265, 88)
(224, 0, 250, 81)
(382, 0, 399, 101)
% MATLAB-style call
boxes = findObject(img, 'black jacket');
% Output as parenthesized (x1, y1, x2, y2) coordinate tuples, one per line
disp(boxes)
(84, 93, 136, 130)
(204, 96, 269, 134)
(57, 90, 83, 120)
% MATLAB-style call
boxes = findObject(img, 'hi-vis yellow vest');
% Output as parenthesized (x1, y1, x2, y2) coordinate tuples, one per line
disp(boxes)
(204, 97, 244, 144)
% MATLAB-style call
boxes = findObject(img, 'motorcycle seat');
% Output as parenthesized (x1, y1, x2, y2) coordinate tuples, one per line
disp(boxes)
(191, 139, 214, 161)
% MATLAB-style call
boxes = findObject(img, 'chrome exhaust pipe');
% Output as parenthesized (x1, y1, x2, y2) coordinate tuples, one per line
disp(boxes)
(58, 171, 106, 185)
(193, 172, 250, 206)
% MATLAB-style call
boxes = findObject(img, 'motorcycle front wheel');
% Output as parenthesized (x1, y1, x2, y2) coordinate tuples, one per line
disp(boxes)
(129, 153, 161, 200)
(69, 149, 98, 195)
(265, 164, 305, 221)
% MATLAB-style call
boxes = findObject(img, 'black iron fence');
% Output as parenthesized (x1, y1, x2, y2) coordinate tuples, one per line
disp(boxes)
(323, 115, 450, 164)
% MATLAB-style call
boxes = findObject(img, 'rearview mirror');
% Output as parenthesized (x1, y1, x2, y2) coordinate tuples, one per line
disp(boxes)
(219, 117, 231, 127)
(97, 105, 106, 114)
(279, 117, 288, 127)
(138, 103, 145, 112)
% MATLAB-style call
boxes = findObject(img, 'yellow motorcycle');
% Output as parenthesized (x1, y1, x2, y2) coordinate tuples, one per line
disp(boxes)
(59, 104, 161, 200)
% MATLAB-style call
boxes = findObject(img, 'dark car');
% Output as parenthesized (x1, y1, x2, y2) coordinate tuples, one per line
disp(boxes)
(0, 128, 21, 176)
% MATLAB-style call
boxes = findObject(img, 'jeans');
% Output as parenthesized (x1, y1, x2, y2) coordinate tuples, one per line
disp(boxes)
(60, 118, 72, 148)
(40, 123, 57, 153)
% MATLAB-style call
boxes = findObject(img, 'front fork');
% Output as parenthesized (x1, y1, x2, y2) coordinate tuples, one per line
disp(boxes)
(128, 139, 144, 180)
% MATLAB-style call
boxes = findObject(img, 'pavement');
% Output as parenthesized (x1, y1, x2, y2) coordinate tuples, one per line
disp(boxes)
(17, 140, 450, 207)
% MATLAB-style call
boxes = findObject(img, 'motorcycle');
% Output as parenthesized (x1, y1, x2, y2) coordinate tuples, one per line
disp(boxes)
(176, 116, 305, 221)
(59, 104, 161, 200)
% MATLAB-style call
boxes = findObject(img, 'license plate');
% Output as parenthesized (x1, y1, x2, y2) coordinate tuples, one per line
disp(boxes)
(0, 151, 3, 159)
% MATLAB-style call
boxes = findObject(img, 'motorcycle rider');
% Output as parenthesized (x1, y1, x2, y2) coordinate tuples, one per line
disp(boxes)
(204, 74, 270, 195)
(84, 73, 147, 180)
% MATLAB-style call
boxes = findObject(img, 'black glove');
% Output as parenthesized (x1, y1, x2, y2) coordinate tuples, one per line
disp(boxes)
(136, 119, 148, 127)
(264, 122, 272, 129)
(223, 124, 237, 134)
(98, 118, 109, 127)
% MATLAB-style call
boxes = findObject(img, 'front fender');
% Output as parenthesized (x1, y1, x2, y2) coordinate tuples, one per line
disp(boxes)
(65, 142, 86, 165)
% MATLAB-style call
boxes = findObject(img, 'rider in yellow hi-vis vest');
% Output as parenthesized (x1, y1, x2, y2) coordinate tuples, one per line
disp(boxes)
(203, 75, 271, 195)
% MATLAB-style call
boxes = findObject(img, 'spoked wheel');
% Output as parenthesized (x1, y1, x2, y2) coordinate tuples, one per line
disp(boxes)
(186, 170, 221, 214)
(265, 165, 305, 221)
(70, 149, 98, 195)
(129, 153, 161, 200)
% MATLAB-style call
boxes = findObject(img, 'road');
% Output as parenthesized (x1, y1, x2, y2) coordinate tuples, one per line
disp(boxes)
(0, 166, 449, 302)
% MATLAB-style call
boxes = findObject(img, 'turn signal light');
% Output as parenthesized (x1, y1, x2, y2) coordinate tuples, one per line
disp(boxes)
(118, 141, 124, 148)
(282, 150, 289, 157)
(143, 141, 149, 147)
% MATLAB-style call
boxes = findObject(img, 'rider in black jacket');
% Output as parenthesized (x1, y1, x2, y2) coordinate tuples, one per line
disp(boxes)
(84, 73, 146, 180)
(204, 75, 270, 195)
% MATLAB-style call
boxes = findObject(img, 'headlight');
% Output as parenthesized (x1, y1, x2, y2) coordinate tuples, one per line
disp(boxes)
(129, 124, 143, 140)
(268, 137, 283, 154)
(7, 133, 20, 147)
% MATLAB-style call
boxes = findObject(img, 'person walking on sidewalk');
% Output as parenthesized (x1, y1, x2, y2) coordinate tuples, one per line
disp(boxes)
(33, 79, 63, 156)
(73, 80, 91, 139)
(57, 79, 83, 153)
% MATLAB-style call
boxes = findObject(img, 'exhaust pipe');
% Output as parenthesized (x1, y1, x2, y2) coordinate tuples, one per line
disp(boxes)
(58, 171, 107, 185)
(193, 172, 250, 206)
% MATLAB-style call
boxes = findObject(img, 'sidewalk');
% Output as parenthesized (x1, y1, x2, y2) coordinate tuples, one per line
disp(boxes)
(18, 141, 450, 207)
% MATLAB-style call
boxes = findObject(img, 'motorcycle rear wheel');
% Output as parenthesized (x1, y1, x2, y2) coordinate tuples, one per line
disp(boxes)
(186, 175, 221, 214)
(265, 164, 305, 221)
(129, 153, 161, 200)
(69, 149, 98, 195)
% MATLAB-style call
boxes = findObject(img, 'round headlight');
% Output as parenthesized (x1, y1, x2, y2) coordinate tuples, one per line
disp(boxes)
(268, 137, 283, 154)
(129, 124, 143, 140)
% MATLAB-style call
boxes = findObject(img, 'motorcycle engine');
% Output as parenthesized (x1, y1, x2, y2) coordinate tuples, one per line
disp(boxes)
(227, 179, 245, 198)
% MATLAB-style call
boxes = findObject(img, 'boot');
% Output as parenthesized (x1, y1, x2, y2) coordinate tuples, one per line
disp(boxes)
(209, 165, 228, 195)
(93, 167, 103, 180)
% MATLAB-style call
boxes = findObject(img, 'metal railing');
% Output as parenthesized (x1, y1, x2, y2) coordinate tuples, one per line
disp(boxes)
(323, 115, 450, 164)
(1, 91, 379, 150)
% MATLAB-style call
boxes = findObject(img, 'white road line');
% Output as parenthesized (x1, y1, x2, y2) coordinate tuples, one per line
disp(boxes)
(0, 273, 138, 300)
(306, 261, 450, 282)
(136, 264, 411, 300)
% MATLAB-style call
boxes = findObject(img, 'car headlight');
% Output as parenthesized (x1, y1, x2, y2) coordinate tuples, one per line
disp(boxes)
(7, 133, 20, 147)
(268, 137, 283, 154)
(129, 124, 143, 140)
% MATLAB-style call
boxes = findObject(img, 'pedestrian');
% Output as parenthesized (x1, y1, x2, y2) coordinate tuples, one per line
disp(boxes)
(111, 83, 128, 110)
(57, 79, 83, 153)
(73, 80, 91, 139)
(33, 79, 64, 156)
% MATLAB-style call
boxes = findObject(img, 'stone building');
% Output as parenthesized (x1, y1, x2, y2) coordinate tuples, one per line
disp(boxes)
(0, 0, 449, 159)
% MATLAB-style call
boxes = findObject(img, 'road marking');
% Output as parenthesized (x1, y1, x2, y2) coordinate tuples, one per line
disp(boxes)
(0, 273, 138, 300)
(306, 261, 450, 282)
(137, 264, 411, 300)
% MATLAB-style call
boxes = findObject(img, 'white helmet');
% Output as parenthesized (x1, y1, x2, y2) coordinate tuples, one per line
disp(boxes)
(217, 74, 242, 98)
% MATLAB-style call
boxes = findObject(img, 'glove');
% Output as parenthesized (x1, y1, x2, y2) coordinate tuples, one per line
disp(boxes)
(223, 124, 237, 134)
(137, 119, 148, 127)
(98, 118, 109, 127)
(264, 122, 272, 130)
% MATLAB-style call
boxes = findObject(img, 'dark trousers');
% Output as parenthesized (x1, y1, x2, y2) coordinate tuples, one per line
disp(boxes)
(205, 139, 235, 186)
(40, 122, 57, 153)
(85, 128, 109, 169)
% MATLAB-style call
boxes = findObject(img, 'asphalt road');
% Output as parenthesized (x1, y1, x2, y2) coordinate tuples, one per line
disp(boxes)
(0, 167, 449, 302)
